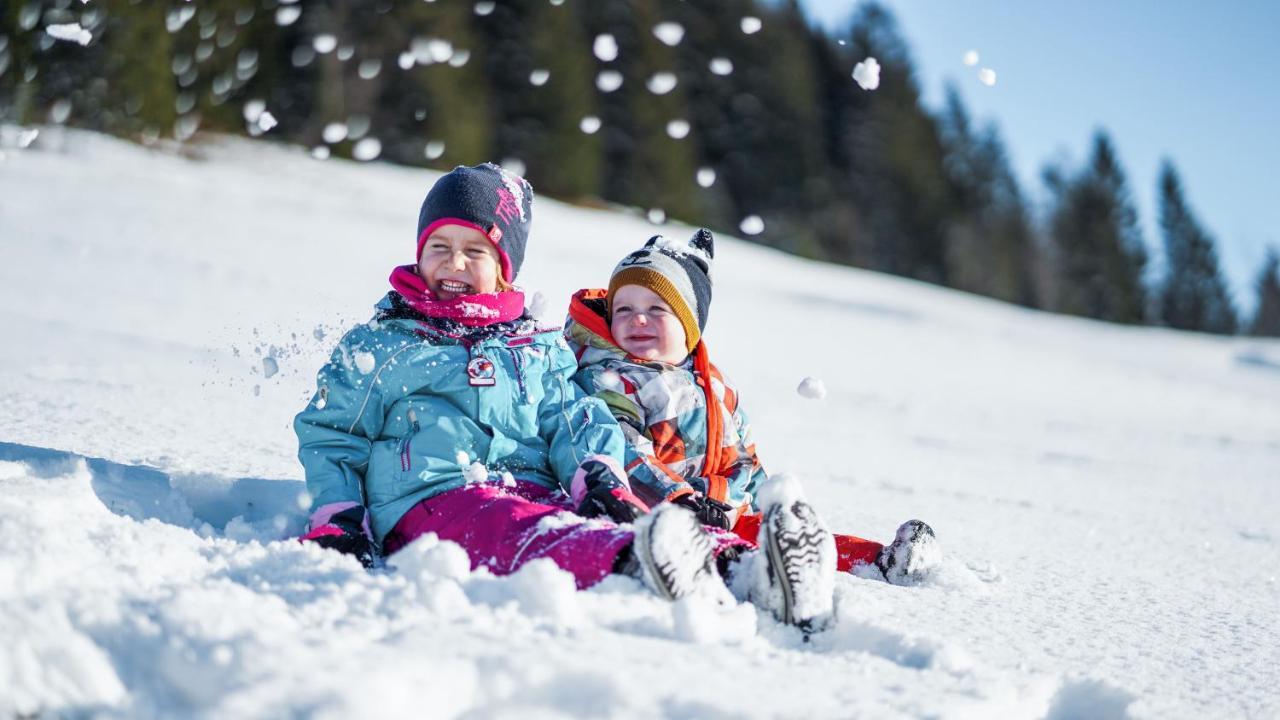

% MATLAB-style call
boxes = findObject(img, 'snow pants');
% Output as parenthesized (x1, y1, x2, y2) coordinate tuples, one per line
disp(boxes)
(733, 513, 884, 572)
(383, 480, 749, 589)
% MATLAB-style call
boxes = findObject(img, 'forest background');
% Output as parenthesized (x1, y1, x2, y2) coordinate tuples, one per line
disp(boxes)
(4, 0, 1278, 335)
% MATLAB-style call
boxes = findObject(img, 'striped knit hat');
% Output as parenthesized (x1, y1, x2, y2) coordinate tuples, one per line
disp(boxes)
(608, 229, 714, 353)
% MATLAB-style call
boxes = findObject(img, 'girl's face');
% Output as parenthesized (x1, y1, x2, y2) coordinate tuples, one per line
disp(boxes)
(417, 224, 502, 299)
(610, 284, 688, 364)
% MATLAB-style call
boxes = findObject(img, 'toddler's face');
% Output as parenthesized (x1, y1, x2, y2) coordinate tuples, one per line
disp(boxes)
(610, 285, 688, 364)
(417, 224, 502, 299)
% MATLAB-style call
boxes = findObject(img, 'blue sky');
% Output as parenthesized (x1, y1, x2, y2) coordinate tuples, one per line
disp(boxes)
(798, 0, 1280, 314)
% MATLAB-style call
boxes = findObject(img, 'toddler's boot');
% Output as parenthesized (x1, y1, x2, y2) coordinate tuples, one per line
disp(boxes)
(753, 477, 836, 633)
(876, 519, 941, 585)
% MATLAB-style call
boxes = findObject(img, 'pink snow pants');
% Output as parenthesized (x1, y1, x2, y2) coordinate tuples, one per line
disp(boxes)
(383, 480, 750, 589)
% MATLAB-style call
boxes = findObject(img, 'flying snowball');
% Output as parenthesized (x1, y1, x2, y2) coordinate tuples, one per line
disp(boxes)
(963, 50, 980, 67)
(740, 16, 762, 34)
(696, 167, 716, 188)
(593, 34, 618, 62)
(796, 377, 826, 400)
(653, 22, 684, 46)
(352, 138, 381, 161)
(579, 116, 601, 134)
(46, 23, 92, 46)
(978, 68, 997, 86)
(852, 57, 880, 91)
(739, 215, 764, 236)
(647, 72, 677, 95)
(666, 120, 690, 139)
(596, 70, 623, 93)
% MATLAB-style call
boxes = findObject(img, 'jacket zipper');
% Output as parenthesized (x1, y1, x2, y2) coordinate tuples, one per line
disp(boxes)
(401, 409, 420, 472)
(505, 348, 529, 402)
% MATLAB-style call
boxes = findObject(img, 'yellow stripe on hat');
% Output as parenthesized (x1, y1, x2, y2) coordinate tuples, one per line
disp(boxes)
(608, 267, 701, 353)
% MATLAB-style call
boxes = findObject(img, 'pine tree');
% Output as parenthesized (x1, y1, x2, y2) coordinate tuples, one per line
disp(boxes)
(1045, 132, 1148, 324)
(1250, 249, 1280, 337)
(1156, 162, 1237, 334)
(574, 0, 699, 221)
(938, 86, 1039, 307)
(842, 2, 952, 284)
(523, 0, 602, 199)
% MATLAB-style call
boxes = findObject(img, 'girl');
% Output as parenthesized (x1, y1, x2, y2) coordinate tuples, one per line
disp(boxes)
(566, 229, 942, 592)
(295, 165, 753, 606)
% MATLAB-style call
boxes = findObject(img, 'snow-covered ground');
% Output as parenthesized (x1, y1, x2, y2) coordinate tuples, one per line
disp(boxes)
(2, 129, 1278, 719)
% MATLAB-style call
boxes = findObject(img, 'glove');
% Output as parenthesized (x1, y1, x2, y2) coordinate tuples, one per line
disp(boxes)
(674, 493, 733, 530)
(578, 482, 648, 524)
(572, 456, 649, 524)
(300, 503, 377, 568)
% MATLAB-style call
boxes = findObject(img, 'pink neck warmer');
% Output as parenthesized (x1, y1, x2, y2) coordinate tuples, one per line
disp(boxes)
(389, 265, 526, 327)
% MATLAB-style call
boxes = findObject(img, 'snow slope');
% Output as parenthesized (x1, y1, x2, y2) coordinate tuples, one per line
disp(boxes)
(2, 129, 1278, 719)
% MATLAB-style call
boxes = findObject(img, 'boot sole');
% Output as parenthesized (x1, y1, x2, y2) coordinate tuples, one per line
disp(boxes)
(763, 500, 831, 629)
(635, 505, 716, 601)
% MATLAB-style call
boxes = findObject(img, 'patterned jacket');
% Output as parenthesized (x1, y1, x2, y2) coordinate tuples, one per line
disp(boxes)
(565, 289, 766, 516)
(295, 292, 625, 542)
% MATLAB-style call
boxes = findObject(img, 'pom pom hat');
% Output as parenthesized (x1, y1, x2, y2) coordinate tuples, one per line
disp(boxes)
(416, 163, 534, 283)
(607, 229, 715, 353)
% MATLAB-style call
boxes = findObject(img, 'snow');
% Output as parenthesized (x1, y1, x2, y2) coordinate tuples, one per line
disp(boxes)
(853, 57, 881, 91)
(528, 69, 549, 87)
(665, 119, 690, 140)
(578, 116, 601, 135)
(696, 167, 717, 188)
(741, 16, 763, 35)
(709, 57, 734, 76)
(274, 6, 301, 27)
(646, 72, 677, 95)
(322, 122, 348, 144)
(311, 34, 336, 54)
(796, 376, 826, 399)
(739, 214, 765, 235)
(45, 23, 92, 46)
(358, 59, 382, 81)
(652, 22, 684, 47)
(592, 34, 618, 63)
(353, 351, 376, 375)
(1, 129, 1278, 718)
(595, 70, 623, 93)
(979, 68, 998, 87)
(964, 49, 980, 67)
(352, 138, 381, 162)
(165, 6, 196, 33)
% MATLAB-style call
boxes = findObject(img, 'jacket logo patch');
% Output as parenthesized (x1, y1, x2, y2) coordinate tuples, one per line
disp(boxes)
(467, 355, 497, 387)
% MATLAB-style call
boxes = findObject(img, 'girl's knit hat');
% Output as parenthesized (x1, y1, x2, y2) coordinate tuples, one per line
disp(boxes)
(416, 163, 534, 283)
(607, 229, 715, 353)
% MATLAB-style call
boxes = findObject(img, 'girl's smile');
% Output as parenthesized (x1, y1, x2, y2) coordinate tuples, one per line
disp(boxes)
(417, 224, 502, 299)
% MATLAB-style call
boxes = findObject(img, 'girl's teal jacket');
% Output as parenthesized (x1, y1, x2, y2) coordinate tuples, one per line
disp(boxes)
(294, 293, 627, 542)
